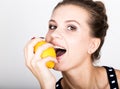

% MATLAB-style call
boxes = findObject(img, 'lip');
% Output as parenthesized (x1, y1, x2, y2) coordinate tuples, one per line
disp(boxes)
(53, 43, 65, 49)
(50, 41, 66, 49)
(50, 41, 67, 60)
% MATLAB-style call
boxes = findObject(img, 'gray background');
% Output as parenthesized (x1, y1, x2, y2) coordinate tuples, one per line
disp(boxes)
(0, 0, 120, 89)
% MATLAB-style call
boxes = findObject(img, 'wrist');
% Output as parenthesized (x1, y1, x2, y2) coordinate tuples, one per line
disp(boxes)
(39, 80, 56, 89)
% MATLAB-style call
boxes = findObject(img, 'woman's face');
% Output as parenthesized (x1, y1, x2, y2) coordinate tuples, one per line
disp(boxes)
(46, 5, 94, 71)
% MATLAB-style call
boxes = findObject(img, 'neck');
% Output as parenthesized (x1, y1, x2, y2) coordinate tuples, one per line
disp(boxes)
(61, 59, 98, 89)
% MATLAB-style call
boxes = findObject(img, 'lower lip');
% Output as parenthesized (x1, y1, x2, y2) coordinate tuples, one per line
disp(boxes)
(56, 53, 66, 61)
(56, 56, 62, 62)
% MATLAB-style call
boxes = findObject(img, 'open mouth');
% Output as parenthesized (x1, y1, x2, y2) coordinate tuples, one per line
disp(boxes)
(54, 46, 66, 57)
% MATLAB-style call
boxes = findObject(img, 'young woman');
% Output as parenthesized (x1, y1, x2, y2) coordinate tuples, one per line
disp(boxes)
(24, 0, 120, 89)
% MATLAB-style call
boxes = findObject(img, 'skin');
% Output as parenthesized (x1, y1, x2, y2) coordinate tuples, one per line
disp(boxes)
(24, 4, 120, 89)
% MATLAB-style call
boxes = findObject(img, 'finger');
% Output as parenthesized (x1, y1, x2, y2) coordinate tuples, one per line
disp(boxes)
(34, 57, 57, 70)
(24, 38, 44, 59)
(31, 57, 56, 82)
(42, 56, 58, 64)
(33, 43, 53, 61)
(24, 38, 44, 66)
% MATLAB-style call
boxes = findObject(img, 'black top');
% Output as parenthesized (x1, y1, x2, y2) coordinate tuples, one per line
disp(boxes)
(56, 78, 63, 89)
(56, 66, 119, 89)
(104, 66, 119, 89)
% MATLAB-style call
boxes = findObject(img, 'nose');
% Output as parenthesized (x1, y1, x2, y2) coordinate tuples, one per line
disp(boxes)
(52, 29, 62, 38)
(46, 29, 62, 42)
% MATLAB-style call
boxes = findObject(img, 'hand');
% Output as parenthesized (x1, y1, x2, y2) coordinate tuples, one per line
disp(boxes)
(24, 37, 57, 89)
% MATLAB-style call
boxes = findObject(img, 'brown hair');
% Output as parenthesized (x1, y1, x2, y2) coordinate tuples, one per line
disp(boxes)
(53, 0, 109, 61)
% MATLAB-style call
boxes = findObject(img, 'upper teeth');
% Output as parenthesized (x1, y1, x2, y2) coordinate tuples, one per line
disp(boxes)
(54, 46, 65, 49)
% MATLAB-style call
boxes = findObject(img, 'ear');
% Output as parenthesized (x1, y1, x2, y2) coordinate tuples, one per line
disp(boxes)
(88, 38, 101, 54)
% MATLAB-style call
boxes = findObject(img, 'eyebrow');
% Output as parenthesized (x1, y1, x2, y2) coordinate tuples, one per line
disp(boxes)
(65, 20, 81, 26)
(49, 19, 81, 26)
(49, 19, 56, 23)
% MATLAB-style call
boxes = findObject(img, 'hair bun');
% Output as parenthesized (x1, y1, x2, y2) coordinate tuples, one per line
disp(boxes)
(63, 0, 93, 1)
(95, 1, 106, 14)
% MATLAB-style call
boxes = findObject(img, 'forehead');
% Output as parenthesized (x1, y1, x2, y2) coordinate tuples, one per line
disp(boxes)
(51, 4, 90, 23)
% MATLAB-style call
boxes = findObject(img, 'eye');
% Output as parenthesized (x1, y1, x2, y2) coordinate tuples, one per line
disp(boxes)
(49, 24, 57, 30)
(67, 25, 77, 31)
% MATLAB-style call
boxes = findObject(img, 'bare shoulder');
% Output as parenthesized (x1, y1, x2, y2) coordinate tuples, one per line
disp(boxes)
(115, 69, 120, 87)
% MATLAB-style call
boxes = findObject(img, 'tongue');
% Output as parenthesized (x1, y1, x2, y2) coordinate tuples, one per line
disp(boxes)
(56, 49, 66, 57)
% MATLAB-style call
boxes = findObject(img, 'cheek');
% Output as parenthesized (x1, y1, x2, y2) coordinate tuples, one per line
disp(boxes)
(70, 37, 89, 49)
(69, 43, 87, 58)
(68, 37, 90, 59)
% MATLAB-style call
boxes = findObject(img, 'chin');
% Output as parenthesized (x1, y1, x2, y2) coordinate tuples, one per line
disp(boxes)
(53, 64, 68, 72)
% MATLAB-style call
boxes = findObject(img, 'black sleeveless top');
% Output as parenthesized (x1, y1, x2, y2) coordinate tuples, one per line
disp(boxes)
(56, 66, 119, 89)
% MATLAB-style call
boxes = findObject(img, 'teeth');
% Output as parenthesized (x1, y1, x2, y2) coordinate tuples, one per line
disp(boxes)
(54, 46, 65, 49)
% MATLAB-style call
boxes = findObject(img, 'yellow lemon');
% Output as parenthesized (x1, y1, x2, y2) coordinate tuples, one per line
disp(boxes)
(34, 41, 56, 68)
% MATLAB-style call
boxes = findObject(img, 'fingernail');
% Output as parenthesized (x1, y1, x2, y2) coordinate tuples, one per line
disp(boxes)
(39, 37, 45, 39)
(31, 37, 35, 40)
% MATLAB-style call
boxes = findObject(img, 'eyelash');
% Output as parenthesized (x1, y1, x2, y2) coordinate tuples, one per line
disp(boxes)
(49, 24, 57, 30)
(48, 24, 77, 31)
(67, 25, 77, 31)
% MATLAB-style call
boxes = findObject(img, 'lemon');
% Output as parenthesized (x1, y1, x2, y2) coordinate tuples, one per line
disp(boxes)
(34, 41, 56, 68)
